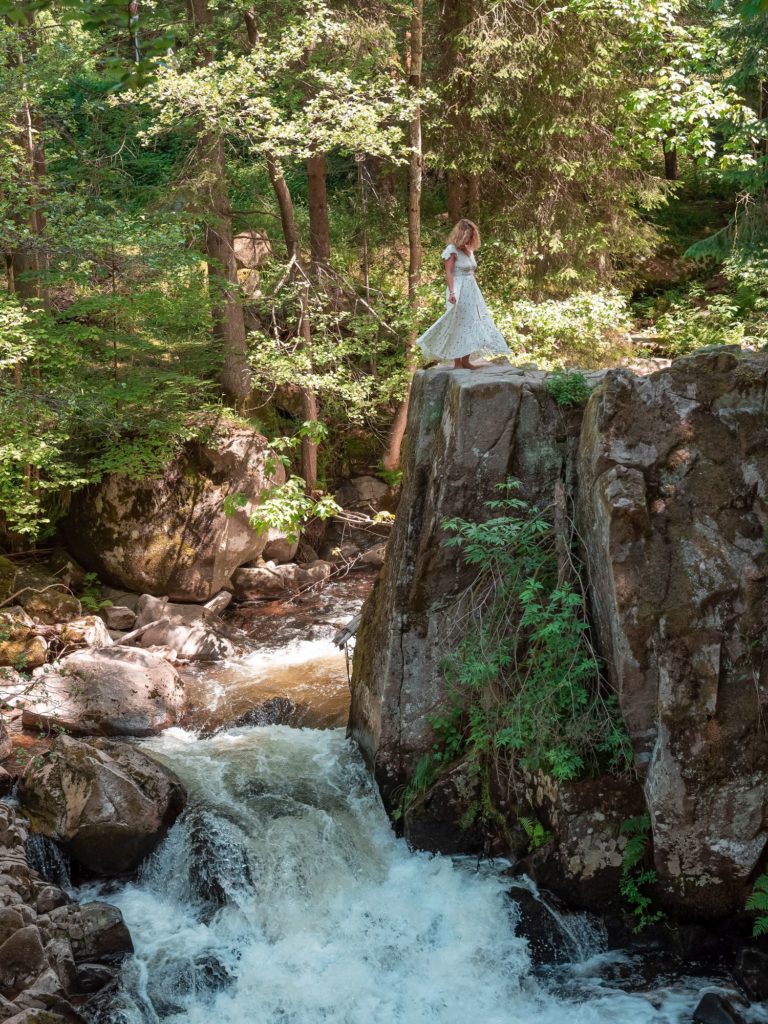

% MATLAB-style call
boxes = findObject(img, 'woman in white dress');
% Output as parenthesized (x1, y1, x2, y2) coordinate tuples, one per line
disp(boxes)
(416, 219, 510, 369)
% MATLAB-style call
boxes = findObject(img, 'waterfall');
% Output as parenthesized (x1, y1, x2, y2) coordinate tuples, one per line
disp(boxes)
(76, 724, 756, 1024)
(25, 832, 72, 891)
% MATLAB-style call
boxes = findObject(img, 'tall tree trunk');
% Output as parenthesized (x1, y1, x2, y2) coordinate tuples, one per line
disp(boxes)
(441, 0, 475, 224)
(189, 0, 250, 404)
(307, 152, 331, 274)
(265, 155, 319, 491)
(663, 140, 678, 181)
(382, 0, 423, 474)
(9, 12, 48, 305)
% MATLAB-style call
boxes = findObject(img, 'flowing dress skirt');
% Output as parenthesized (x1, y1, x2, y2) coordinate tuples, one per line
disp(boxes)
(416, 274, 510, 361)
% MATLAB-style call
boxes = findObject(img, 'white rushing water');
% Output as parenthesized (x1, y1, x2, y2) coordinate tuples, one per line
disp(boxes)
(79, 723, 760, 1024)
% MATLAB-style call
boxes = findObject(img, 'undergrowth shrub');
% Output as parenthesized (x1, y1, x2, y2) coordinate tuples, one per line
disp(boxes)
(496, 290, 634, 368)
(397, 480, 632, 818)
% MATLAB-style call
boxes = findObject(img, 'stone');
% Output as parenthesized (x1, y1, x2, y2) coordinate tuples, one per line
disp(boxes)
(333, 475, 392, 511)
(21, 647, 184, 736)
(18, 592, 81, 627)
(72, 964, 115, 994)
(102, 606, 135, 632)
(734, 945, 768, 1001)
(360, 543, 387, 568)
(46, 904, 132, 962)
(62, 424, 287, 602)
(54, 618, 112, 650)
(508, 885, 577, 966)
(0, 926, 47, 991)
(126, 596, 234, 662)
(578, 349, 768, 915)
(231, 561, 332, 601)
(350, 365, 581, 804)
(203, 591, 232, 616)
(261, 530, 299, 564)
(0, 612, 47, 671)
(692, 993, 745, 1024)
(0, 721, 11, 762)
(349, 354, 768, 920)
(2, 1012, 71, 1024)
(18, 736, 186, 875)
(232, 230, 271, 269)
(403, 761, 486, 856)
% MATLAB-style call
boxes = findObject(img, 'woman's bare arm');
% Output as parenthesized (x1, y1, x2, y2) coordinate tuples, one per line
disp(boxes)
(444, 253, 457, 303)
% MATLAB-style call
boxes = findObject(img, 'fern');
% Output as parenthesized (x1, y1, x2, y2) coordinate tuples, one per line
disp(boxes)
(746, 874, 768, 937)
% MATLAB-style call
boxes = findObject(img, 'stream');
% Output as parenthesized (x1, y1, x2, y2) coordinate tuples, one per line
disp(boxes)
(72, 577, 765, 1024)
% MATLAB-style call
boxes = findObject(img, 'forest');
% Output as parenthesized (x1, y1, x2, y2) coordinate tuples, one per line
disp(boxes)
(0, 0, 766, 544)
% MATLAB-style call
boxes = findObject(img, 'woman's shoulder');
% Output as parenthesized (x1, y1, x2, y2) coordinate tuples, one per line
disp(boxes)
(441, 243, 458, 260)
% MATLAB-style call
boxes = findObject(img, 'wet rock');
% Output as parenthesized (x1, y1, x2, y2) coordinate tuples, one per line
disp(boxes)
(692, 992, 745, 1024)
(24, 835, 71, 891)
(46, 904, 132, 963)
(19, 736, 186, 875)
(508, 886, 573, 966)
(403, 761, 486, 856)
(72, 964, 115, 994)
(21, 646, 184, 736)
(62, 424, 288, 602)
(734, 945, 768, 1001)
(230, 696, 303, 728)
(186, 808, 253, 911)
(102, 606, 135, 632)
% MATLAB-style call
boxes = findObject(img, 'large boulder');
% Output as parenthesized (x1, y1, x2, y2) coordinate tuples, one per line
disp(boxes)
(350, 352, 768, 920)
(18, 736, 186, 875)
(21, 647, 184, 737)
(231, 561, 333, 601)
(62, 424, 286, 602)
(578, 348, 768, 915)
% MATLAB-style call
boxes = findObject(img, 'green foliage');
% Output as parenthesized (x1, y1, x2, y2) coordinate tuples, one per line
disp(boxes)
(225, 477, 341, 543)
(546, 370, 594, 407)
(437, 481, 631, 784)
(519, 816, 553, 851)
(746, 874, 768, 937)
(78, 572, 110, 614)
(497, 291, 634, 369)
(619, 815, 665, 932)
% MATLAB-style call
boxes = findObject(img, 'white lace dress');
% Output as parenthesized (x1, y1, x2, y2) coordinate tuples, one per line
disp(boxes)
(416, 244, 510, 362)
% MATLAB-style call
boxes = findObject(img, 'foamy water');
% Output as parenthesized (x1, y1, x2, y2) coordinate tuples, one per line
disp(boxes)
(79, 725, 760, 1024)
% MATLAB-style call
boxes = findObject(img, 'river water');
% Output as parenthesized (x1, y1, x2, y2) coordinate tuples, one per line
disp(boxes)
(76, 578, 765, 1024)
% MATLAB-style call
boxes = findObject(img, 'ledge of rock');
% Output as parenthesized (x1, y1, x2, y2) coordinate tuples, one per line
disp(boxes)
(18, 736, 186, 876)
(0, 803, 132, 1020)
(61, 423, 287, 602)
(21, 647, 185, 736)
(349, 351, 768, 919)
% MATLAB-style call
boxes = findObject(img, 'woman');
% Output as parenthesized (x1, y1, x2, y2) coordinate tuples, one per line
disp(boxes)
(416, 219, 510, 369)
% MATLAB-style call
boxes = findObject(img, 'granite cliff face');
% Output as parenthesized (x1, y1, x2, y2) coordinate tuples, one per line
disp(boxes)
(349, 349, 768, 918)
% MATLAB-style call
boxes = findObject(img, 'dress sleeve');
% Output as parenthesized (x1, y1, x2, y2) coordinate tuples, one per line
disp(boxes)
(441, 244, 457, 261)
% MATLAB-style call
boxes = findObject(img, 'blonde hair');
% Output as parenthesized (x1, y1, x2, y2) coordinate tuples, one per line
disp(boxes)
(448, 219, 480, 251)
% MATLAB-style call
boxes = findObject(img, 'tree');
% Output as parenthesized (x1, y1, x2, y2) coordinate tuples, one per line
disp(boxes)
(187, 0, 251, 405)
(382, 0, 422, 473)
